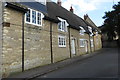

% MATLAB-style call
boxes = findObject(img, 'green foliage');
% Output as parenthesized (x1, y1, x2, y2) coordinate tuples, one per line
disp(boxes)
(102, 2, 120, 41)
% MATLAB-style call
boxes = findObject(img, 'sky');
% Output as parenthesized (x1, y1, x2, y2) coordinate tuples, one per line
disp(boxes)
(52, 0, 119, 27)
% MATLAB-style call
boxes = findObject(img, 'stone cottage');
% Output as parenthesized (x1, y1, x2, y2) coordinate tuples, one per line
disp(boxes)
(84, 14, 102, 51)
(1, 0, 102, 78)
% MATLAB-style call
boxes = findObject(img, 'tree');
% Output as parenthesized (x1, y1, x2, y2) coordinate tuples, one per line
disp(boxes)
(102, 2, 120, 42)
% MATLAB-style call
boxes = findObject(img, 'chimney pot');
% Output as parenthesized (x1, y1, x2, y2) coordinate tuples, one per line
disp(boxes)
(84, 14, 88, 20)
(57, 0, 61, 6)
(70, 5, 74, 13)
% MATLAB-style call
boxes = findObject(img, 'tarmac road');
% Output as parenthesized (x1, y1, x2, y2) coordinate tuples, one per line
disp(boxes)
(37, 48, 118, 78)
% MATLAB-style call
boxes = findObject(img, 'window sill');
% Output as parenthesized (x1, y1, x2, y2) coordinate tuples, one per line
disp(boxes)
(58, 46, 66, 48)
(80, 33, 84, 35)
(58, 30, 66, 32)
(25, 22, 42, 27)
(80, 46, 85, 48)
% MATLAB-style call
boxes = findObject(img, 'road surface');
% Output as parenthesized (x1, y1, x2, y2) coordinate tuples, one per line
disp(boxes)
(35, 48, 118, 78)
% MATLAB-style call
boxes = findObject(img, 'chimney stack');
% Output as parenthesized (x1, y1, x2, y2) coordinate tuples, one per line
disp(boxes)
(57, 0, 61, 6)
(84, 14, 88, 20)
(70, 5, 74, 13)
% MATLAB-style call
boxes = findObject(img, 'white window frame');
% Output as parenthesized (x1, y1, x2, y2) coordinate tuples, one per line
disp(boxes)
(96, 31, 98, 36)
(79, 26, 86, 35)
(88, 26, 93, 36)
(90, 39, 94, 47)
(58, 17, 68, 32)
(80, 39, 85, 47)
(25, 9, 43, 26)
(25, 9, 30, 23)
(32, 10, 37, 24)
(58, 35, 66, 47)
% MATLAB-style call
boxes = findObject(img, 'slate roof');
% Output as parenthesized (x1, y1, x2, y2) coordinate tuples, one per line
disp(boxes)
(45, 2, 91, 33)
(18, 2, 47, 15)
(6, 1, 47, 15)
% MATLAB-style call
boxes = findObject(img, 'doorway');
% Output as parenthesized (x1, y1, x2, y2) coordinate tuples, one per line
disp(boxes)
(71, 38, 76, 55)
(84, 40, 88, 53)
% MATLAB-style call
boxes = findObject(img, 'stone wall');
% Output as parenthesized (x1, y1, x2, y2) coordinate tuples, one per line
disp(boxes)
(69, 28, 79, 57)
(0, 1, 3, 79)
(94, 34, 102, 50)
(52, 23, 70, 63)
(69, 28, 91, 57)
(79, 33, 91, 55)
(2, 7, 23, 77)
(24, 20, 51, 70)
(2, 7, 52, 77)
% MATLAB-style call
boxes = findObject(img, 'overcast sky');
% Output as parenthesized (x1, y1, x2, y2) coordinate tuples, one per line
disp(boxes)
(52, 0, 119, 27)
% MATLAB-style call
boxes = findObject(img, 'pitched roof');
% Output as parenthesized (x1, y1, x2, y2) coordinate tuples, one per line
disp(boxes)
(18, 2, 47, 15)
(6, 1, 47, 15)
(6, 1, 91, 34)
(84, 15, 101, 33)
(45, 2, 90, 33)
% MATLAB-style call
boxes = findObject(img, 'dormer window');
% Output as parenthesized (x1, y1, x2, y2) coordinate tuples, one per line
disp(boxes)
(79, 26, 86, 35)
(58, 21, 66, 32)
(58, 17, 68, 32)
(25, 9, 43, 26)
(88, 26, 93, 36)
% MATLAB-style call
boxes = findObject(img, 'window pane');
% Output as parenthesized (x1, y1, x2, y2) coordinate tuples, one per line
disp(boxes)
(61, 38, 63, 45)
(81, 40, 83, 46)
(26, 10, 30, 22)
(64, 38, 66, 45)
(32, 10, 36, 24)
(58, 23, 61, 30)
(62, 22, 64, 31)
(59, 37, 61, 45)
(37, 12, 41, 25)
(63, 21, 65, 31)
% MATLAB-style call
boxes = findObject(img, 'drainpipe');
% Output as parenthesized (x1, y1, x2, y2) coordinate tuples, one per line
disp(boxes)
(50, 22, 53, 63)
(22, 14, 25, 72)
(68, 27, 72, 58)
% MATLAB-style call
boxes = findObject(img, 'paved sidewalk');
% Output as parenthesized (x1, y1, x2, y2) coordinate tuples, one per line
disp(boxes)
(8, 49, 104, 79)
